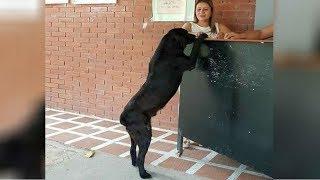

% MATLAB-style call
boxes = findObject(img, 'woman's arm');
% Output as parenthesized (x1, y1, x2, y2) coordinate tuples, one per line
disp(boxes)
(217, 23, 232, 39)
(182, 22, 192, 32)
(224, 24, 274, 40)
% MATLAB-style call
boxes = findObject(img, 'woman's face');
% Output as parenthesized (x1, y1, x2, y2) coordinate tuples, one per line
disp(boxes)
(195, 2, 212, 22)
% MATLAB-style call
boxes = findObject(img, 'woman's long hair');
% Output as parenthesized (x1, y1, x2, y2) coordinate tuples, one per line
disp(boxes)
(194, 0, 217, 34)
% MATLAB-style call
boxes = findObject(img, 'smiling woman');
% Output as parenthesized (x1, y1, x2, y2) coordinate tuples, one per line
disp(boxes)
(182, 0, 232, 39)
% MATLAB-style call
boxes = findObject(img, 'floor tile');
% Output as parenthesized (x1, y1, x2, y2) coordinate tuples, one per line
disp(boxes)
(181, 147, 210, 160)
(51, 122, 79, 130)
(95, 131, 126, 140)
(45, 118, 59, 125)
(159, 157, 195, 172)
(46, 128, 58, 135)
(72, 126, 101, 135)
(48, 133, 80, 143)
(72, 117, 99, 124)
(152, 129, 167, 138)
(195, 164, 234, 180)
(92, 120, 119, 128)
(99, 144, 129, 156)
(238, 173, 270, 180)
(54, 113, 79, 119)
(164, 133, 178, 142)
(210, 154, 241, 168)
(45, 110, 61, 116)
(71, 138, 105, 149)
(149, 141, 175, 152)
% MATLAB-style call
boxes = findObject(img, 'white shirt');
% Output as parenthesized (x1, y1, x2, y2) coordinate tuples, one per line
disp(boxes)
(189, 22, 220, 39)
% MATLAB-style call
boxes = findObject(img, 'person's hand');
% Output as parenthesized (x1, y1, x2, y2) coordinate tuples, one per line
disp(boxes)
(216, 32, 225, 39)
(224, 32, 241, 39)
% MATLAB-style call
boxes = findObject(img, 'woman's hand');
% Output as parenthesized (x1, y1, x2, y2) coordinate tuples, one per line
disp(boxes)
(195, 32, 201, 37)
(216, 32, 225, 39)
(224, 32, 241, 39)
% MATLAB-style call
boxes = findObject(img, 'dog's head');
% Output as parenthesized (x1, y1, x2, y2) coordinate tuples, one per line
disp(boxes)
(168, 28, 197, 45)
(161, 28, 196, 54)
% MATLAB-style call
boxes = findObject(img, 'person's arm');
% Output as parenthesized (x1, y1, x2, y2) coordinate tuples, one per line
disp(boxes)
(182, 22, 192, 32)
(224, 24, 273, 40)
(216, 23, 232, 39)
(259, 24, 273, 39)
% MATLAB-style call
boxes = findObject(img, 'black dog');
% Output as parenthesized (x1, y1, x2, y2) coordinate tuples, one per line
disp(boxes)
(120, 28, 207, 179)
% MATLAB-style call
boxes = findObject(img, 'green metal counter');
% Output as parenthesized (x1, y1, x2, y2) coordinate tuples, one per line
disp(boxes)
(177, 40, 273, 176)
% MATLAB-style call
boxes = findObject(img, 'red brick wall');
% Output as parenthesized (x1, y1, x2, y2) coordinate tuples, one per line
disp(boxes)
(45, 0, 256, 130)
(213, 0, 256, 31)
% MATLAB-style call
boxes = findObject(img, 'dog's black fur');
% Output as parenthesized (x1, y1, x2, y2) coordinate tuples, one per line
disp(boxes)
(120, 28, 207, 179)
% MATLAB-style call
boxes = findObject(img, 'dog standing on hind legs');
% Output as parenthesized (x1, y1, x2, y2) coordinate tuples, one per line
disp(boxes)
(120, 28, 207, 179)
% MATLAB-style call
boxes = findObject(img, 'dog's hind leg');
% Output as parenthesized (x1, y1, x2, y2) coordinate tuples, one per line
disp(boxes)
(130, 136, 137, 166)
(137, 123, 152, 179)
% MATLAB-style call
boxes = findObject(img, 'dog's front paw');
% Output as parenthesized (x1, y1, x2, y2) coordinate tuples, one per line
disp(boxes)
(140, 171, 152, 179)
(198, 33, 208, 40)
(132, 161, 137, 167)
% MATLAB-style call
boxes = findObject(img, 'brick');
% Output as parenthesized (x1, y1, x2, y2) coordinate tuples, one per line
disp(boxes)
(115, 12, 133, 18)
(74, 27, 90, 33)
(59, 7, 75, 13)
(115, 22, 133, 29)
(52, 22, 66, 27)
(124, 17, 143, 23)
(97, 22, 115, 28)
(65, 32, 81, 38)
(74, 17, 90, 23)
(45, 7, 60, 14)
(59, 27, 74, 33)
(222, 11, 237, 17)
(114, 33, 132, 39)
(108, 5, 126, 12)
(80, 12, 97, 18)
(237, 17, 254, 24)
(118, 0, 133, 5)
(51, 12, 66, 18)
(81, 22, 97, 27)
(66, 22, 81, 28)
(51, 31, 66, 37)
(75, 7, 91, 13)
(58, 37, 74, 42)
(65, 12, 81, 18)
(90, 27, 106, 33)
(238, 4, 255, 11)
(106, 27, 123, 34)
(107, 17, 124, 23)
(81, 32, 97, 38)
(51, 97, 66, 103)
(135, 0, 149, 5)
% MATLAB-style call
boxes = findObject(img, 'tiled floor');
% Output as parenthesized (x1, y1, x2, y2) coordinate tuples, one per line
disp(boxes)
(45, 108, 271, 180)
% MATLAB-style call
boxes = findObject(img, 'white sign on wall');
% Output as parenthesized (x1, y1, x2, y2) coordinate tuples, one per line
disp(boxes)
(157, 0, 185, 14)
(71, 0, 116, 4)
(152, 0, 195, 21)
(45, 0, 68, 4)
